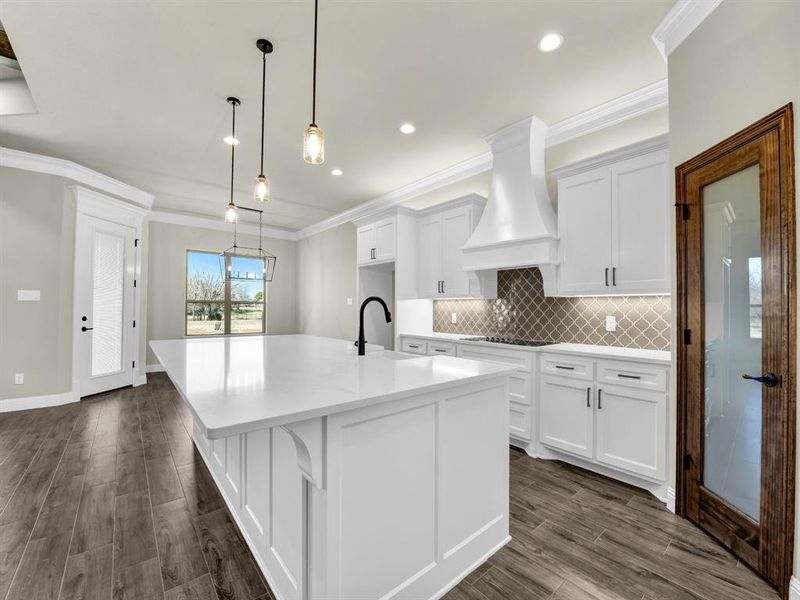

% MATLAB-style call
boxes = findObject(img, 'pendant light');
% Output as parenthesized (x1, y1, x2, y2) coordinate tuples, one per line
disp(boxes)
(303, 0, 324, 164)
(224, 96, 240, 224)
(254, 38, 273, 203)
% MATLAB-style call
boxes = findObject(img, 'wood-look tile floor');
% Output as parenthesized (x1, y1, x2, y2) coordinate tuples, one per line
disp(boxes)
(0, 373, 779, 600)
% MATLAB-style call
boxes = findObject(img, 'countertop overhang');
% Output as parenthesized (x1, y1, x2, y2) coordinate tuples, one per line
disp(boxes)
(150, 334, 515, 439)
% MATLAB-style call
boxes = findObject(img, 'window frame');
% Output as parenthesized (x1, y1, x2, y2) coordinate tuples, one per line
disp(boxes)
(184, 249, 267, 337)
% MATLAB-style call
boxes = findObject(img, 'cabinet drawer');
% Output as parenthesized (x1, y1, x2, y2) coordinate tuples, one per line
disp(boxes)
(539, 353, 594, 381)
(597, 360, 667, 393)
(401, 338, 428, 355)
(508, 371, 532, 406)
(456, 344, 533, 372)
(509, 401, 531, 441)
(427, 341, 456, 356)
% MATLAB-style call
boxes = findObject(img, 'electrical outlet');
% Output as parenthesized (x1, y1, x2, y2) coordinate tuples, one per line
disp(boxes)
(451, 312, 458, 324)
(605, 315, 617, 332)
(14, 373, 24, 385)
(346, 298, 353, 305)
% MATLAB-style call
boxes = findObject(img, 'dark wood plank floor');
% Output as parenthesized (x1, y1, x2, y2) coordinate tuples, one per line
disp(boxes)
(0, 373, 779, 600)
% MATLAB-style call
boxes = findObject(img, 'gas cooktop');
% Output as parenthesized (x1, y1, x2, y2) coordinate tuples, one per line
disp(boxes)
(460, 336, 557, 347)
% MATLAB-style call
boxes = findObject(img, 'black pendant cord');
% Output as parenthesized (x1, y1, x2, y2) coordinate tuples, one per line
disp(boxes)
(230, 101, 236, 205)
(311, 0, 318, 126)
(259, 50, 266, 176)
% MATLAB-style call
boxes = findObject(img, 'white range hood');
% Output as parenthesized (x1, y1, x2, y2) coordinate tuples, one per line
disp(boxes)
(462, 116, 559, 295)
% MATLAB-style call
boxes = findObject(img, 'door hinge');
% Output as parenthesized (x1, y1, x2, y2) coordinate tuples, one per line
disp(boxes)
(683, 329, 691, 345)
(675, 202, 689, 220)
(683, 454, 692, 470)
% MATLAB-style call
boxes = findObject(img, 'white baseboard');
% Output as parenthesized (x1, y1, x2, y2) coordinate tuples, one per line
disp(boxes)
(790, 576, 800, 600)
(133, 374, 147, 387)
(146, 363, 164, 373)
(0, 389, 78, 412)
(666, 487, 676, 513)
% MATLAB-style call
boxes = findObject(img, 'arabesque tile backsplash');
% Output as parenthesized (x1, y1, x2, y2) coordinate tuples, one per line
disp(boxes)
(433, 268, 671, 351)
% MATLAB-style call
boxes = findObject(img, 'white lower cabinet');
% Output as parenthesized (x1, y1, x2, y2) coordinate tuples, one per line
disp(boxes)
(595, 385, 666, 481)
(538, 352, 668, 485)
(539, 375, 594, 459)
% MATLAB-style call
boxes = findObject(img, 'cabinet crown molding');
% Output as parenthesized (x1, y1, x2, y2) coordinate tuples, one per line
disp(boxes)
(550, 134, 669, 181)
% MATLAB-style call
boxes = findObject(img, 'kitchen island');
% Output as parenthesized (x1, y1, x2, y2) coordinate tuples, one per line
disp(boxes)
(150, 334, 514, 600)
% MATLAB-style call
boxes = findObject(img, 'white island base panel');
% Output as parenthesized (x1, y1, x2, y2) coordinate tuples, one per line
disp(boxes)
(189, 377, 510, 600)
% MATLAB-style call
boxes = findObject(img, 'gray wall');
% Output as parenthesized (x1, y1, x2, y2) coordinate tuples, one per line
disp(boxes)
(0, 167, 74, 401)
(145, 221, 298, 365)
(666, 0, 800, 575)
(296, 222, 357, 340)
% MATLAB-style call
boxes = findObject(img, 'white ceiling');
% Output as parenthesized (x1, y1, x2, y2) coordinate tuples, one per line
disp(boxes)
(0, 1, 669, 230)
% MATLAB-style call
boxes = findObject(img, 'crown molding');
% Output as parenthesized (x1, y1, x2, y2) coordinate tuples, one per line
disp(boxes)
(550, 133, 669, 180)
(297, 151, 493, 238)
(545, 79, 668, 147)
(0, 146, 154, 208)
(149, 209, 300, 241)
(652, 0, 725, 61)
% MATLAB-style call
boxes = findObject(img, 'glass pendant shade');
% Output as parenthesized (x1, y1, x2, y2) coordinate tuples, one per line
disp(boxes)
(225, 202, 238, 224)
(303, 124, 325, 164)
(254, 174, 270, 203)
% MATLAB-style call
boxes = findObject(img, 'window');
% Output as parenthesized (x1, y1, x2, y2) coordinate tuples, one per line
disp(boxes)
(748, 256, 762, 339)
(185, 250, 266, 336)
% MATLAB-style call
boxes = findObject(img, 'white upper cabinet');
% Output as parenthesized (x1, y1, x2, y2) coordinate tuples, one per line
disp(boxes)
(357, 216, 396, 265)
(557, 169, 613, 294)
(555, 139, 669, 296)
(415, 197, 486, 298)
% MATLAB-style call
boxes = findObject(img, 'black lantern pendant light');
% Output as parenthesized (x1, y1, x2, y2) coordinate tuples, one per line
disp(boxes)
(253, 38, 273, 203)
(303, 0, 324, 164)
(224, 97, 240, 224)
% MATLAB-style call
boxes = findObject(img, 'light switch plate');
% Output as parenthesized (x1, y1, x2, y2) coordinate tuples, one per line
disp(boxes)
(346, 298, 353, 305)
(17, 290, 40, 301)
(451, 312, 458, 324)
(605, 315, 617, 332)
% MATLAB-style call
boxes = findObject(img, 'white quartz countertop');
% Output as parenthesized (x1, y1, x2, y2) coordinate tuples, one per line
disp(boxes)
(150, 334, 515, 438)
(400, 333, 671, 364)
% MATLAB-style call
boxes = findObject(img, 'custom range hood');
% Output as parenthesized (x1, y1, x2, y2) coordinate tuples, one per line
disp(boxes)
(463, 116, 559, 295)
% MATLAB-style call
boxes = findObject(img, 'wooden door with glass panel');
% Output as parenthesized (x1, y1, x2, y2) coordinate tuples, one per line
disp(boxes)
(676, 105, 795, 597)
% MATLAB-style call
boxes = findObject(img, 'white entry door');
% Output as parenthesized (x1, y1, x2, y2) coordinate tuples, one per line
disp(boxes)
(75, 213, 137, 396)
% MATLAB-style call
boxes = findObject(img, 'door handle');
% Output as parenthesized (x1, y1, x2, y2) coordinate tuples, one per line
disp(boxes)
(598, 388, 603, 409)
(586, 387, 591, 407)
(81, 326, 93, 332)
(604, 268, 609, 286)
(742, 372, 779, 387)
(612, 267, 617, 286)
(441, 280, 445, 294)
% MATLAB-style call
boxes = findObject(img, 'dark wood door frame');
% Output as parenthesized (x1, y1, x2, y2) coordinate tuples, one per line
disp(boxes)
(675, 104, 796, 597)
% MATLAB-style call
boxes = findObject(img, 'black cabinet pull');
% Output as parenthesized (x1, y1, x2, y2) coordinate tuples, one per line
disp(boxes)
(81, 326, 93, 332)
(555, 365, 575, 371)
(604, 268, 609, 286)
(441, 281, 445, 293)
(586, 387, 591, 407)
(434, 348, 447, 353)
(618, 374, 641, 380)
(598, 388, 603, 409)
(612, 267, 617, 286)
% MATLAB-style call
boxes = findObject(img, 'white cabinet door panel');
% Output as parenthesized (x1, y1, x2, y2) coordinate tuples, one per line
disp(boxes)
(374, 218, 396, 261)
(557, 169, 612, 294)
(418, 215, 441, 297)
(509, 401, 531, 440)
(611, 151, 669, 293)
(357, 225, 375, 265)
(595, 385, 666, 481)
(440, 206, 471, 297)
(539, 375, 594, 459)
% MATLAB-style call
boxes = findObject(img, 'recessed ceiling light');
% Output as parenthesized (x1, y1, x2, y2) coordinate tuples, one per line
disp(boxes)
(331, 168, 343, 176)
(223, 135, 240, 145)
(537, 33, 563, 53)
(399, 123, 416, 135)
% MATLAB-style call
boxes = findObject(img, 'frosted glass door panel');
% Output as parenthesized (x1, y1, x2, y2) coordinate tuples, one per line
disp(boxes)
(91, 231, 126, 376)
(702, 164, 761, 522)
